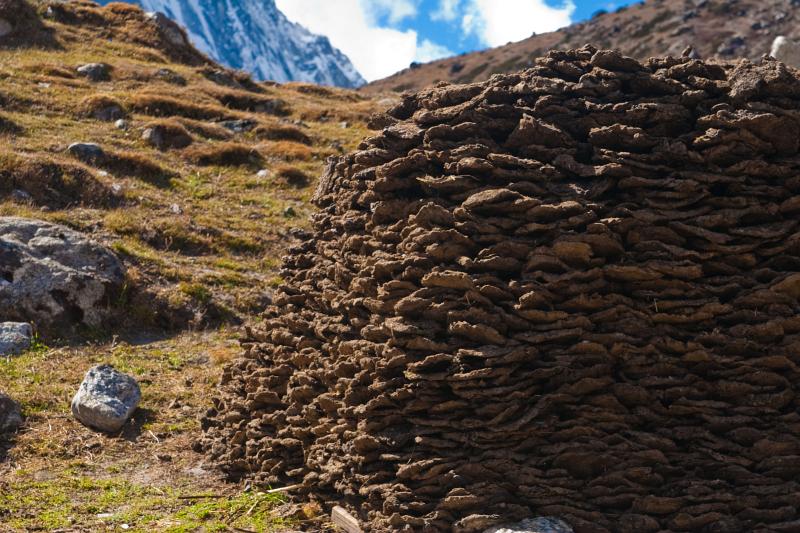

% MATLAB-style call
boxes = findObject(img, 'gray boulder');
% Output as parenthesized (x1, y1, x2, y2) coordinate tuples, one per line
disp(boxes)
(76, 63, 111, 82)
(0, 322, 32, 356)
(484, 518, 574, 533)
(67, 142, 105, 165)
(146, 12, 189, 48)
(71, 364, 140, 433)
(0, 392, 22, 434)
(0, 217, 125, 333)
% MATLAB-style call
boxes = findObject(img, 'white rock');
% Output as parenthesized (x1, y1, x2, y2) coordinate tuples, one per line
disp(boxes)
(257, 169, 270, 179)
(76, 63, 111, 82)
(0, 322, 32, 356)
(771, 36, 800, 68)
(71, 364, 141, 433)
(484, 517, 574, 533)
(114, 119, 129, 130)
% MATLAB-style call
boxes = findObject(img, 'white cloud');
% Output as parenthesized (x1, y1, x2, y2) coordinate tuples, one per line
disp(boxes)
(366, 0, 418, 24)
(432, 0, 461, 21)
(415, 39, 454, 63)
(275, 0, 449, 82)
(463, 0, 575, 47)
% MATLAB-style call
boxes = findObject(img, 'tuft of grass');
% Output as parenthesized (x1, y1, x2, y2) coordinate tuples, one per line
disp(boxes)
(0, 152, 115, 208)
(205, 86, 290, 115)
(129, 93, 232, 121)
(174, 117, 232, 140)
(275, 164, 311, 187)
(79, 94, 126, 120)
(252, 122, 311, 144)
(183, 142, 261, 167)
(259, 140, 313, 161)
(102, 150, 175, 186)
(141, 119, 195, 150)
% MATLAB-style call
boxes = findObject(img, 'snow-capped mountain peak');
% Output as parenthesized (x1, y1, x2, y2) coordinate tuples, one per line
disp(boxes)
(99, 0, 365, 88)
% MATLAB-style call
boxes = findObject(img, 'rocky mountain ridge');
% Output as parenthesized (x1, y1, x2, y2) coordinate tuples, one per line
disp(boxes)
(366, 0, 800, 93)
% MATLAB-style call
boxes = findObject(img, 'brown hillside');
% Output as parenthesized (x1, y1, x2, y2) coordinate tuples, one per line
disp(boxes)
(365, 0, 800, 93)
(0, 1, 384, 530)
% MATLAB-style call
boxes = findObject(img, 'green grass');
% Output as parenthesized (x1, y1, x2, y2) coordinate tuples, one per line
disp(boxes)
(0, 474, 291, 532)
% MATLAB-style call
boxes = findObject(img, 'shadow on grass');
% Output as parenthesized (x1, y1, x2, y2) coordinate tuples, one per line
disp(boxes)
(119, 407, 157, 442)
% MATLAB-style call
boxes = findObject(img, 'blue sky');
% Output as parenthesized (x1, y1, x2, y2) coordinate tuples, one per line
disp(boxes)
(275, 0, 634, 82)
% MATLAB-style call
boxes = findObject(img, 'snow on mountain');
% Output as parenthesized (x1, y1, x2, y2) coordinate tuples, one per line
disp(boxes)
(99, 0, 365, 88)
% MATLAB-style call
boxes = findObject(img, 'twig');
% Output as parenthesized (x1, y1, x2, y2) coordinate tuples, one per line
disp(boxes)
(266, 484, 301, 494)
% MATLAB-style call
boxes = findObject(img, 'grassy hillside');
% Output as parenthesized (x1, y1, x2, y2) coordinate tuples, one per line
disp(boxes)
(0, 1, 386, 530)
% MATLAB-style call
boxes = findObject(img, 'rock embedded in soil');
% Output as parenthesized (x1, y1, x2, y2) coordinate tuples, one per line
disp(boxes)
(0, 392, 21, 434)
(76, 62, 111, 82)
(142, 124, 192, 150)
(71, 364, 141, 433)
(0, 217, 125, 334)
(201, 47, 800, 531)
(67, 142, 105, 165)
(0, 322, 32, 356)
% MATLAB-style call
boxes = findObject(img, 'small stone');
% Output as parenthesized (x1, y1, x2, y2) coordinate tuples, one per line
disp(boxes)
(0, 392, 22, 433)
(156, 453, 172, 462)
(484, 517, 574, 533)
(340, 121, 349, 129)
(220, 119, 257, 133)
(111, 183, 124, 196)
(170, 203, 182, 215)
(114, 119, 129, 130)
(154, 68, 187, 86)
(71, 364, 141, 433)
(76, 63, 111, 82)
(0, 18, 12, 37)
(10, 189, 32, 204)
(283, 206, 297, 217)
(257, 169, 270, 179)
(67, 143, 105, 165)
(146, 12, 188, 48)
(0, 322, 32, 356)
(142, 125, 192, 150)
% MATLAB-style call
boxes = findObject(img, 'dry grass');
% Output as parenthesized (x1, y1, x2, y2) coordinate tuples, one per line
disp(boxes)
(79, 94, 126, 120)
(0, 152, 114, 208)
(259, 140, 313, 161)
(174, 117, 232, 140)
(0, 115, 22, 135)
(253, 122, 311, 145)
(129, 93, 232, 121)
(183, 142, 261, 167)
(141, 118, 194, 150)
(274, 164, 311, 187)
(205, 86, 290, 115)
(102, 150, 175, 186)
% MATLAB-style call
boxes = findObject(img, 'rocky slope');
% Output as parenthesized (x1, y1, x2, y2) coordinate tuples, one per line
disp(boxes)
(97, 0, 366, 88)
(366, 0, 800, 93)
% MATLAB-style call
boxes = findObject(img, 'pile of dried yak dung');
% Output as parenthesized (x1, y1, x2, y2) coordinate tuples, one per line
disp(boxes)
(200, 46, 800, 532)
